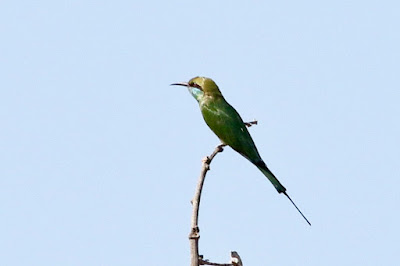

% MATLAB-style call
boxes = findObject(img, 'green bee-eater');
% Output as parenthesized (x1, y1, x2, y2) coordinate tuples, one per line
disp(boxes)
(172, 76, 310, 225)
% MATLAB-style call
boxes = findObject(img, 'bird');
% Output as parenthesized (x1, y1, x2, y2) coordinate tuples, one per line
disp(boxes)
(171, 76, 311, 225)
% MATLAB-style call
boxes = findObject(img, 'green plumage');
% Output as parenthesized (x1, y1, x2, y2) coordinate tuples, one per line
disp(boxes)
(200, 94, 286, 193)
(171, 76, 310, 225)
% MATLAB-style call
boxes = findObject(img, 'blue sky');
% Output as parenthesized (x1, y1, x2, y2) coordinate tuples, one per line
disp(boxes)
(1, 1, 399, 265)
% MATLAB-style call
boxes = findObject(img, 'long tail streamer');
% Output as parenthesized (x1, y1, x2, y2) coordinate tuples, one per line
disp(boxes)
(283, 192, 311, 226)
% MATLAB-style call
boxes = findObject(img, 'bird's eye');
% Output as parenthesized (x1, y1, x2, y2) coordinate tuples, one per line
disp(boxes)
(191, 83, 202, 90)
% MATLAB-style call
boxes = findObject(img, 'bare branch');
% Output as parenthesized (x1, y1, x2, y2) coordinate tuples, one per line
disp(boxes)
(244, 120, 258, 127)
(200, 259, 232, 266)
(197, 251, 243, 265)
(230, 251, 243, 266)
(190, 144, 226, 266)
(189, 138, 249, 265)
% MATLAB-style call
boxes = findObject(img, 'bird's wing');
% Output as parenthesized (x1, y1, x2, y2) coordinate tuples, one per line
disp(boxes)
(200, 98, 262, 162)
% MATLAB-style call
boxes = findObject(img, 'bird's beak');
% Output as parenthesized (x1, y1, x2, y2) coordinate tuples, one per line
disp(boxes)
(170, 82, 189, 87)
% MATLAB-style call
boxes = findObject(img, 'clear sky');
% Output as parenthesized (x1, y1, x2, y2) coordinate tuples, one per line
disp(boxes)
(1, 1, 399, 265)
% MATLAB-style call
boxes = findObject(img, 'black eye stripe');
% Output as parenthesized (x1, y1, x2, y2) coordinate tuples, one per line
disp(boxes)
(191, 83, 202, 90)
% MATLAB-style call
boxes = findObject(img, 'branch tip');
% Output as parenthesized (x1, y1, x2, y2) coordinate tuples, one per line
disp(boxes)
(244, 120, 258, 127)
(190, 143, 242, 266)
(216, 144, 226, 152)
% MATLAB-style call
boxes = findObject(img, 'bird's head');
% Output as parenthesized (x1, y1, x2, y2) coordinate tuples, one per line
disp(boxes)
(171, 76, 223, 102)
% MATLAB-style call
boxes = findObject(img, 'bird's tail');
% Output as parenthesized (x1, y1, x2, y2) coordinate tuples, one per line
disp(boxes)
(256, 161, 311, 225)
(256, 161, 287, 193)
